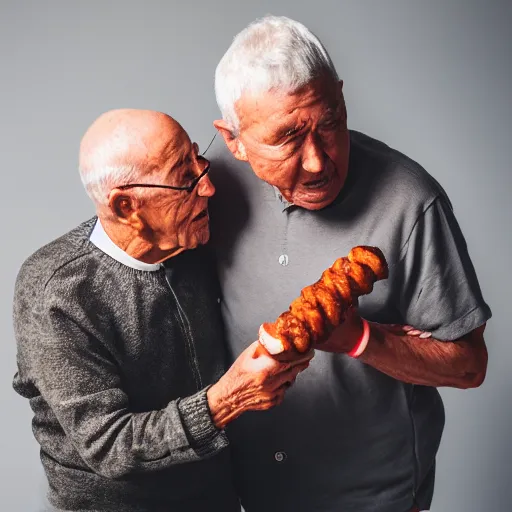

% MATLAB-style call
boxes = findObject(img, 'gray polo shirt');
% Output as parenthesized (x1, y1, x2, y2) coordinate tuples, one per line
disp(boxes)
(208, 130, 491, 512)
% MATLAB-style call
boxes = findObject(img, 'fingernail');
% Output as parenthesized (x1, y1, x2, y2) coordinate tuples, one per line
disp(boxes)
(408, 329, 422, 336)
(419, 332, 432, 339)
(403, 325, 414, 331)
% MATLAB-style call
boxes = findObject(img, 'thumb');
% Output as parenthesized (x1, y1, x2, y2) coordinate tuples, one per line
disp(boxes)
(247, 340, 269, 359)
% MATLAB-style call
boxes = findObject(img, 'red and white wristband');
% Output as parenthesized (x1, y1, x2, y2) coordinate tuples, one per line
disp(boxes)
(347, 318, 370, 358)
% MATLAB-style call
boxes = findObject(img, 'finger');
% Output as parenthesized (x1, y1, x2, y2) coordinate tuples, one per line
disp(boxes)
(345, 305, 359, 320)
(273, 389, 286, 407)
(240, 340, 266, 360)
(285, 374, 299, 388)
(403, 325, 414, 332)
(419, 331, 432, 339)
(295, 361, 311, 373)
(274, 347, 315, 364)
(272, 383, 292, 403)
(259, 391, 286, 410)
(270, 364, 307, 390)
(287, 361, 310, 378)
(407, 329, 423, 336)
(289, 348, 315, 364)
(249, 344, 294, 373)
(251, 340, 269, 358)
(249, 393, 279, 409)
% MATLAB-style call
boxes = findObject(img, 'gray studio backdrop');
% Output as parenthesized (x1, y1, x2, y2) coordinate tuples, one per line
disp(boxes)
(1, 1, 510, 511)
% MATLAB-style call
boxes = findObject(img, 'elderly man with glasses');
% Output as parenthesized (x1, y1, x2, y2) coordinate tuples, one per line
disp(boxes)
(12, 109, 311, 512)
(208, 15, 492, 512)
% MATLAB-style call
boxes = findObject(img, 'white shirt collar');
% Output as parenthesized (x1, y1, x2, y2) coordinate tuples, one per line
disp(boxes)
(89, 219, 162, 272)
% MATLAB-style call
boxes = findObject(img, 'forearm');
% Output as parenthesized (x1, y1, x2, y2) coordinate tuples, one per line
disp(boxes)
(44, 385, 227, 478)
(33, 304, 229, 478)
(359, 322, 487, 388)
(207, 383, 239, 429)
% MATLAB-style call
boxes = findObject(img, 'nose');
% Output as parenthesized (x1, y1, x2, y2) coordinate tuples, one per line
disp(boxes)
(301, 132, 325, 174)
(195, 156, 215, 197)
(197, 175, 215, 197)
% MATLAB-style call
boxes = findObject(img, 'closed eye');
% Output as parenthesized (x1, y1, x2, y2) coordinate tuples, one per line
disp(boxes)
(183, 171, 197, 182)
(319, 117, 341, 131)
(285, 127, 301, 137)
(282, 122, 306, 139)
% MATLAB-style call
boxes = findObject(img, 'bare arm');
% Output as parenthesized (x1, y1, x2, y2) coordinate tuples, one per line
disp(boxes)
(316, 308, 488, 389)
(360, 322, 488, 388)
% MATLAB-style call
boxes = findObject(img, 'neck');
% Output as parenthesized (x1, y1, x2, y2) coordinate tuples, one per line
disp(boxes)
(98, 216, 183, 264)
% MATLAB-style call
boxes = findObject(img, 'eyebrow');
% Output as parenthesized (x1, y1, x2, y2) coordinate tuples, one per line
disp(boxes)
(274, 105, 341, 138)
(172, 147, 192, 170)
(274, 121, 307, 141)
(319, 106, 339, 120)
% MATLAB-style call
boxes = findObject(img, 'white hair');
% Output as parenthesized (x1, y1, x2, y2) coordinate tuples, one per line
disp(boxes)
(78, 132, 148, 206)
(78, 141, 145, 206)
(79, 164, 143, 206)
(214, 15, 339, 133)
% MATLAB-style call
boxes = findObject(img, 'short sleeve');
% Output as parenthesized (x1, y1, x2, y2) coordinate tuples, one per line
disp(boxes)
(395, 195, 491, 340)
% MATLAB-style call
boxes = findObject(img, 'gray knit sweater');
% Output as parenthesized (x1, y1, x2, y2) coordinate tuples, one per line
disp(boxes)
(12, 218, 239, 512)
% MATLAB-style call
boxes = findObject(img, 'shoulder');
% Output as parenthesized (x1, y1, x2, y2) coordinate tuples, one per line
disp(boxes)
(349, 130, 451, 210)
(14, 218, 98, 302)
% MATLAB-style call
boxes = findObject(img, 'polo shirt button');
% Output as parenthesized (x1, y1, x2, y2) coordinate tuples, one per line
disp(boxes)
(278, 254, 289, 266)
(274, 451, 287, 462)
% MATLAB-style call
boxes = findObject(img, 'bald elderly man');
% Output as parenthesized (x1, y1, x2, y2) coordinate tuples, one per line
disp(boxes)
(12, 109, 311, 512)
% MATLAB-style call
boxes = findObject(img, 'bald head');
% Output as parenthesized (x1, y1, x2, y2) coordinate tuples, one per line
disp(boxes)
(79, 109, 188, 206)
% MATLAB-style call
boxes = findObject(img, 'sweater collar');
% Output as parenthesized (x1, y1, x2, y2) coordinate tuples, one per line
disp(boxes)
(89, 219, 162, 272)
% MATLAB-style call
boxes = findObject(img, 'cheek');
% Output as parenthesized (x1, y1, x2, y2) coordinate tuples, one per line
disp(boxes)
(158, 198, 189, 235)
(172, 197, 193, 222)
(250, 155, 301, 188)
(325, 131, 349, 169)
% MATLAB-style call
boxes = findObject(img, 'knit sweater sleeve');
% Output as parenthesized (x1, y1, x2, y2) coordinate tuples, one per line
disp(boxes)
(23, 279, 228, 479)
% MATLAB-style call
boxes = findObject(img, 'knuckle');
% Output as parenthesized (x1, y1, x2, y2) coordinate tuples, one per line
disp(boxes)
(291, 367, 302, 377)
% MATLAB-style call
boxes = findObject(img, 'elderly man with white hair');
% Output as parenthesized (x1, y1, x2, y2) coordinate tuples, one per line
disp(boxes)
(12, 109, 312, 512)
(208, 15, 492, 512)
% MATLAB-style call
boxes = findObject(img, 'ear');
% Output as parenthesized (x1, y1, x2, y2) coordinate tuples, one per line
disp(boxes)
(337, 79, 348, 120)
(213, 119, 248, 162)
(337, 79, 346, 103)
(108, 189, 145, 233)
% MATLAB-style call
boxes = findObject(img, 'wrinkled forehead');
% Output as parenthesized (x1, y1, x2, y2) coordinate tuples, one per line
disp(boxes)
(235, 76, 341, 134)
(146, 124, 192, 175)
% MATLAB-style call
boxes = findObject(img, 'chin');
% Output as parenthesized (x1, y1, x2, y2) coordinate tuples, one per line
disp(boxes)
(299, 177, 345, 210)
(294, 191, 339, 210)
(189, 228, 211, 248)
(298, 201, 332, 211)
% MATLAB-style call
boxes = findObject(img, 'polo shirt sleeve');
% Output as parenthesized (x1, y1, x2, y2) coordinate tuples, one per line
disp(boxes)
(394, 195, 491, 340)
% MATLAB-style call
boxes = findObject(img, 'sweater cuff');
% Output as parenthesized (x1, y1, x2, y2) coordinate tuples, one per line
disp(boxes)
(178, 387, 228, 457)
